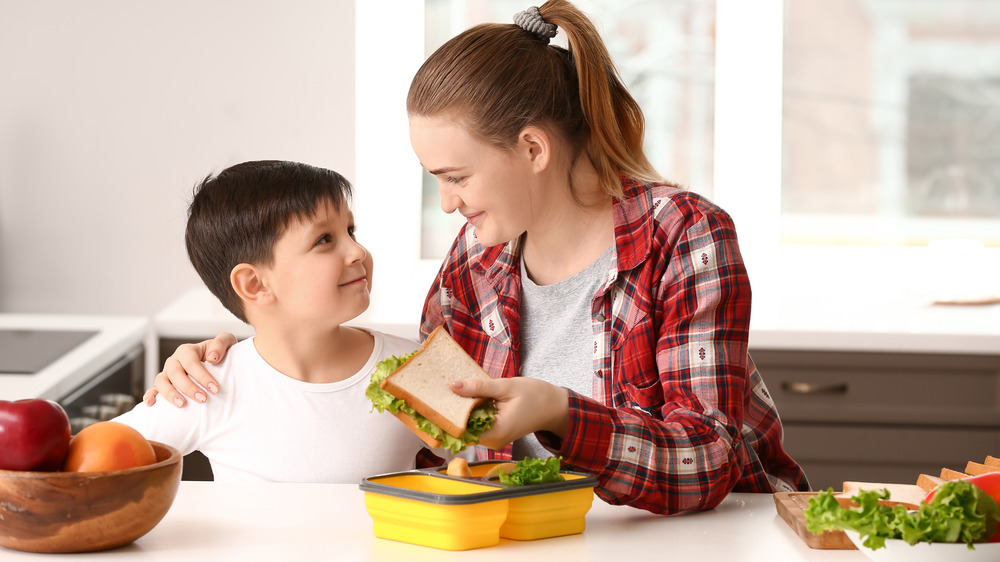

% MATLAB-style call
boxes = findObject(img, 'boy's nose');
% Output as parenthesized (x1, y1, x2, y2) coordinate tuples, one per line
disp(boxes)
(347, 240, 368, 263)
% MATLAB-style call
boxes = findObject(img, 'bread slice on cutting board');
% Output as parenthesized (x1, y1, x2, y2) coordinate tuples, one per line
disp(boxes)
(380, 326, 492, 438)
(839, 481, 925, 507)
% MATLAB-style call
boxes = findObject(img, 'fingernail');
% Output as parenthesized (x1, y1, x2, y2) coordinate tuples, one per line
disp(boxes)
(173, 396, 184, 407)
(207, 382, 219, 394)
(208, 352, 220, 362)
(449, 380, 464, 389)
(195, 392, 207, 403)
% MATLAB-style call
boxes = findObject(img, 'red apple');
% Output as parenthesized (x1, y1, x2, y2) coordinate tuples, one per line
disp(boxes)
(0, 399, 71, 471)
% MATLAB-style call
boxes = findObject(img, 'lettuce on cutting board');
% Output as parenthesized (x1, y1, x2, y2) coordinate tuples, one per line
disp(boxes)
(804, 480, 1000, 550)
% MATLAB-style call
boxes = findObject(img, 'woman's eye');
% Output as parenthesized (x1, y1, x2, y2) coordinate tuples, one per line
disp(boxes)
(445, 176, 465, 185)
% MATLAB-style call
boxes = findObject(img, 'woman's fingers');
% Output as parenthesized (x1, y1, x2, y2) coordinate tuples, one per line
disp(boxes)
(205, 332, 238, 364)
(451, 377, 569, 448)
(151, 354, 212, 407)
(448, 377, 505, 398)
(147, 335, 232, 408)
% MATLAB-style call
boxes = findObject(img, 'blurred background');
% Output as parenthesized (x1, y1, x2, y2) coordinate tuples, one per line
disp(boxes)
(2, 0, 997, 323)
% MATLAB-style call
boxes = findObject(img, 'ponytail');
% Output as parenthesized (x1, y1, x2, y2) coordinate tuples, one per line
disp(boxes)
(407, 0, 665, 200)
(538, 1, 661, 195)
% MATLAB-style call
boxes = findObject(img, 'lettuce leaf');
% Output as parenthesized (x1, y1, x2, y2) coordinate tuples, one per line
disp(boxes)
(365, 353, 497, 454)
(804, 481, 1000, 550)
(498, 456, 565, 486)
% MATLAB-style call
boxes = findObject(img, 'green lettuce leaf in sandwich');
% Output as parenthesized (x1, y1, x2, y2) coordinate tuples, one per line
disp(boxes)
(366, 326, 497, 454)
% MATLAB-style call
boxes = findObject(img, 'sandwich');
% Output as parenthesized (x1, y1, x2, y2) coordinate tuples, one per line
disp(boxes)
(366, 326, 497, 453)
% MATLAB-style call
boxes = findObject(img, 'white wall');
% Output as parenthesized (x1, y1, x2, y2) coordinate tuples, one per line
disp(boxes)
(0, 0, 356, 317)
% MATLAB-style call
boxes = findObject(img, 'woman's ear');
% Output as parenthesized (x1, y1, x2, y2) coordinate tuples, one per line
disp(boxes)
(517, 126, 551, 173)
(230, 263, 273, 306)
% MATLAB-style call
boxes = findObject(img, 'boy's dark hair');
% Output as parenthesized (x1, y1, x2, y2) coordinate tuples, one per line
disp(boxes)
(185, 160, 353, 323)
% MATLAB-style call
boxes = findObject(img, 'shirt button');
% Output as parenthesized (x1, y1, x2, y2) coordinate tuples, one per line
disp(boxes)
(595, 314, 606, 322)
(595, 370, 603, 378)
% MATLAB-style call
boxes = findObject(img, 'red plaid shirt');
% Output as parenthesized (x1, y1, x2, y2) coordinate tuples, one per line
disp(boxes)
(420, 178, 809, 515)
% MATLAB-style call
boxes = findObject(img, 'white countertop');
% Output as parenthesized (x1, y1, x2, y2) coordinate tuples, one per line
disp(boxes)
(157, 286, 1000, 356)
(0, 482, 865, 561)
(0, 314, 148, 400)
(748, 287, 1000, 354)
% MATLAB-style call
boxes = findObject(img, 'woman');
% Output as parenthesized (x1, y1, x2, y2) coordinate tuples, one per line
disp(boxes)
(151, 0, 808, 515)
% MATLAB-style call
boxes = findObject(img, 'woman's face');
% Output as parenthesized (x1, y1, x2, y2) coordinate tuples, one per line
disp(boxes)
(409, 116, 535, 248)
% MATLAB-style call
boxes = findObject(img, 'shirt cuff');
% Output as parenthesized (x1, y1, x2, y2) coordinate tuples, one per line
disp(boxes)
(536, 390, 614, 472)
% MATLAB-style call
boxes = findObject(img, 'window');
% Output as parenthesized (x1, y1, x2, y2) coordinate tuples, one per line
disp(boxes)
(781, 0, 1000, 245)
(354, 0, 1000, 325)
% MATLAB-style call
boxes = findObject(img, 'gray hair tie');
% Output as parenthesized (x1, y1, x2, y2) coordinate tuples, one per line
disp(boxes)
(513, 6, 557, 44)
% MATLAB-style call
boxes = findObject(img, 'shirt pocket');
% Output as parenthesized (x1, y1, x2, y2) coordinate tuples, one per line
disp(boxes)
(614, 323, 665, 418)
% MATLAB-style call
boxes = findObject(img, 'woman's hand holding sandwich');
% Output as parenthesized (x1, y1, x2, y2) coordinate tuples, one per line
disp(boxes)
(448, 377, 569, 449)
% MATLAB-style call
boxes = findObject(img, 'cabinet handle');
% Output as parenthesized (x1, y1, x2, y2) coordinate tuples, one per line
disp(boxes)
(781, 381, 848, 395)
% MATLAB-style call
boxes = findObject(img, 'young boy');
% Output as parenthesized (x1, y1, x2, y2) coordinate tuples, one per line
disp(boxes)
(115, 160, 427, 482)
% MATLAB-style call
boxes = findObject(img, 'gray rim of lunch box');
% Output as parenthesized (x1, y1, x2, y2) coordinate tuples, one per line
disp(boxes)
(359, 461, 598, 505)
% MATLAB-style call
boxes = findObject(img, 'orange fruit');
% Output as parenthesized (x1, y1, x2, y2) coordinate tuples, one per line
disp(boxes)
(63, 421, 156, 472)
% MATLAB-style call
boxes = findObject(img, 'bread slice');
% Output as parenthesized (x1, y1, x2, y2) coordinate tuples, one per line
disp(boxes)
(940, 467, 969, 481)
(840, 481, 925, 507)
(381, 326, 492, 439)
(985, 455, 1000, 469)
(966, 461, 1000, 476)
(916, 473, 944, 493)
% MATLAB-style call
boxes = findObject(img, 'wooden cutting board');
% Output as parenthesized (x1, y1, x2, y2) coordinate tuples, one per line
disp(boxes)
(774, 484, 925, 550)
(774, 492, 855, 549)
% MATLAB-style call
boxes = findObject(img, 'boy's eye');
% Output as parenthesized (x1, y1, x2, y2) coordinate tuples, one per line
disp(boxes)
(347, 225, 357, 239)
(315, 233, 331, 246)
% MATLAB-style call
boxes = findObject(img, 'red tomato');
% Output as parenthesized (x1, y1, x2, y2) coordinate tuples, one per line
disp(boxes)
(926, 472, 1000, 542)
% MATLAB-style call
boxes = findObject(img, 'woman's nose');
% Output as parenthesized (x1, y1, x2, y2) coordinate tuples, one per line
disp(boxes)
(439, 182, 461, 214)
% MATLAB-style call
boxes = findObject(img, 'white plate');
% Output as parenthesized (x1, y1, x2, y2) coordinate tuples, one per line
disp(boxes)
(845, 530, 1000, 562)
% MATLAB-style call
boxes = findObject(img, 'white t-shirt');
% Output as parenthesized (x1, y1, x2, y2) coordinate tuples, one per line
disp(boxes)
(115, 330, 425, 483)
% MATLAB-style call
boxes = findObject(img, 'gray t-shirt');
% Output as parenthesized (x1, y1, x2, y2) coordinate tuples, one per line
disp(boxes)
(511, 245, 613, 459)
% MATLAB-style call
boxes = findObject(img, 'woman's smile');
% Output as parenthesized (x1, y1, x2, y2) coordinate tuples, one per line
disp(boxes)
(462, 211, 484, 227)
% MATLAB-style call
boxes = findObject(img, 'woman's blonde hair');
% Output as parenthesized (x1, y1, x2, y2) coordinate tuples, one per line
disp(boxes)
(407, 0, 665, 200)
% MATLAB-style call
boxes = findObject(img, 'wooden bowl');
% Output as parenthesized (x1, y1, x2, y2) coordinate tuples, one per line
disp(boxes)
(0, 441, 182, 553)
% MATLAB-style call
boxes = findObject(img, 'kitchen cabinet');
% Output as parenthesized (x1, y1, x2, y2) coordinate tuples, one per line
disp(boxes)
(754, 349, 1000, 490)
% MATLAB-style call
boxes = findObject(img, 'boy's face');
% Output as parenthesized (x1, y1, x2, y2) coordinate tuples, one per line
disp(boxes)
(261, 199, 372, 328)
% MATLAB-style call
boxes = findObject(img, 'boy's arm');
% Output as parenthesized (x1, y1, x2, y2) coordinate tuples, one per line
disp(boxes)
(112, 397, 203, 456)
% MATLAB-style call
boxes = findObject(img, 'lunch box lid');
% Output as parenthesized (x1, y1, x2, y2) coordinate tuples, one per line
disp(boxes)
(359, 463, 598, 506)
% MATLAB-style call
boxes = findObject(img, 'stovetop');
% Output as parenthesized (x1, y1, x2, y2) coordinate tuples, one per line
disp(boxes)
(0, 329, 98, 374)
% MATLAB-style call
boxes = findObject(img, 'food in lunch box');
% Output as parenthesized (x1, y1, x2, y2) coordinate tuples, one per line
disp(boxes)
(485, 462, 517, 479)
(63, 421, 157, 472)
(497, 457, 565, 486)
(0, 399, 71, 471)
(446, 457, 473, 477)
(366, 326, 496, 453)
(804, 480, 1000, 550)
